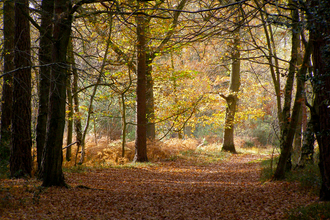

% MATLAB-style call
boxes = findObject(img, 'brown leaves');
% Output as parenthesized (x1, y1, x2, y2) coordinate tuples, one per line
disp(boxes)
(1, 154, 317, 219)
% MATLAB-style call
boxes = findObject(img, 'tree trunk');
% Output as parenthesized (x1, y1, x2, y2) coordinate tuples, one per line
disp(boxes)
(66, 74, 73, 161)
(272, 2, 300, 179)
(121, 93, 127, 157)
(0, 0, 14, 162)
(10, 0, 32, 178)
(273, 40, 312, 180)
(221, 29, 240, 153)
(41, 0, 72, 187)
(146, 57, 155, 141)
(293, 104, 303, 165)
(36, 0, 54, 172)
(134, 14, 148, 162)
(308, 0, 330, 200)
(297, 119, 315, 167)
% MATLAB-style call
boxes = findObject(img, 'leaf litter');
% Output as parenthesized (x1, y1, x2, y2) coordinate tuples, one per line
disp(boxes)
(0, 154, 317, 219)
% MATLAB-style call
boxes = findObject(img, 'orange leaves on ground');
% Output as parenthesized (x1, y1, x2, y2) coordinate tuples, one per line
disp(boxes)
(1, 154, 317, 219)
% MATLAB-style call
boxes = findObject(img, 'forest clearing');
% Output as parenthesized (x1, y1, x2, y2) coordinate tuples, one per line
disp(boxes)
(0, 138, 327, 219)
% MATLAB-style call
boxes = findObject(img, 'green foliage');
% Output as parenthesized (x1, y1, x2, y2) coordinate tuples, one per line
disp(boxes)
(285, 202, 330, 220)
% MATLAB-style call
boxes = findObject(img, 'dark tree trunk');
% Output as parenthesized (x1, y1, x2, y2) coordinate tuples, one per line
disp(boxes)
(36, 0, 54, 171)
(134, 14, 148, 162)
(0, 0, 14, 162)
(308, 0, 330, 200)
(41, 0, 72, 187)
(10, 0, 32, 178)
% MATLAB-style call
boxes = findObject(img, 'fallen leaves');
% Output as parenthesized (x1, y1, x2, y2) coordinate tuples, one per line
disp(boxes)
(1, 154, 317, 219)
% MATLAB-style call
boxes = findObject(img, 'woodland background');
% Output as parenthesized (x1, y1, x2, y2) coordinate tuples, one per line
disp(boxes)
(1, 0, 330, 218)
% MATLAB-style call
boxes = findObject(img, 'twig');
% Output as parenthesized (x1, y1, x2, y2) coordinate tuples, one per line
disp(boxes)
(62, 141, 79, 149)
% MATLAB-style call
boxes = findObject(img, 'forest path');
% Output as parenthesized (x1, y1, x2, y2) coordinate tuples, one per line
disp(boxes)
(1, 153, 317, 219)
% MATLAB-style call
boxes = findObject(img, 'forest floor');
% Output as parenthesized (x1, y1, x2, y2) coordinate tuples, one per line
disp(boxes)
(0, 153, 319, 219)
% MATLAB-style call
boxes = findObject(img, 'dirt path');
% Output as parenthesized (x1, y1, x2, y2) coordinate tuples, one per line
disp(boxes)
(1, 154, 317, 219)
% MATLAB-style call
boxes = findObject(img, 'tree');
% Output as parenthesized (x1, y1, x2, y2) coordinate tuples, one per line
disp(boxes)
(134, 13, 149, 162)
(307, 0, 330, 201)
(221, 21, 241, 154)
(10, 0, 32, 177)
(273, 40, 312, 180)
(36, 0, 54, 171)
(66, 72, 73, 161)
(272, 0, 302, 179)
(40, 0, 73, 186)
(0, 0, 14, 163)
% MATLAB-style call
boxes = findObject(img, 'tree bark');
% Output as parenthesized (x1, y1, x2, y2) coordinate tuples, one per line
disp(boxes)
(146, 56, 155, 141)
(308, 0, 330, 200)
(222, 29, 240, 153)
(66, 74, 73, 161)
(0, 0, 14, 162)
(134, 14, 148, 162)
(41, 0, 72, 187)
(272, 1, 300, 179)
(297, 119, 315, 167)
(10, 0, 32, 178)
(273, 40, 312, 180)
(36, 0, 54, 170)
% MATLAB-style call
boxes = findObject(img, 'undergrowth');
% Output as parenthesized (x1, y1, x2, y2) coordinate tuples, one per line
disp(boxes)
(63, 138, 233, 172)
(260, 157, 321, 193)
(260, 157, 327, 220)
(285, 202, 330, 220)
(0, 160, 9, 179)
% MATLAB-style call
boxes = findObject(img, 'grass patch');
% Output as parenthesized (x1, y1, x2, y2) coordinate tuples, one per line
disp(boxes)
(260, 157, 321, 194)
(167, 147, 231, 165)
(285, 202, 330, 220)
(287, 164, 321, 193)
(63, 161, 158, 173)
(63, 164, 91, 173)
(260, 156, 279, 182)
